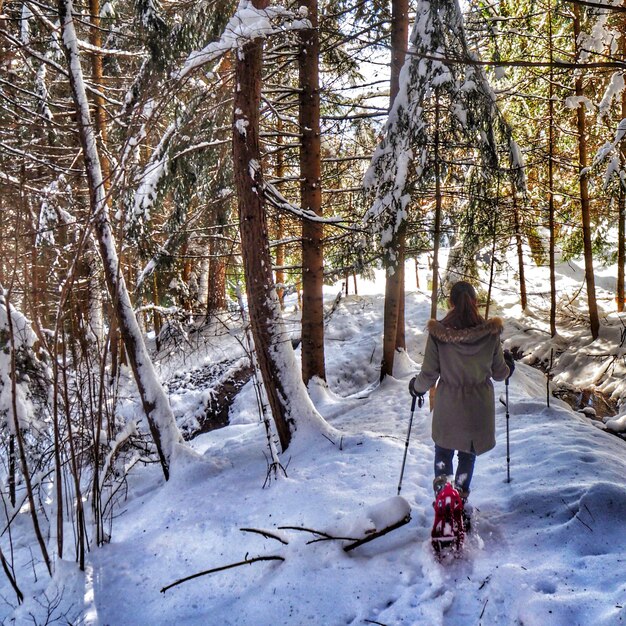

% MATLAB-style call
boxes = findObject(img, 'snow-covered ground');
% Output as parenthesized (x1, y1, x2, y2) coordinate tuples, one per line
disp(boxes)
(5, 253, 626, 625)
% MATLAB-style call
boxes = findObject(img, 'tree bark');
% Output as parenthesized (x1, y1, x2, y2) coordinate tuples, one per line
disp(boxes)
(548, 2, 557, 336)
(89, 0, 109, 185)
(512, 190, 527, 311)
(380, 0, 409, 380)
(86, 0, 106, 345)
(430, 93, 442, 320)
(233, 0, 293, 450)
(618, 8, 626, 312)
(573, 5, 600, 339)
(57, 0, 182, 479)
(380, 241, 404, 380)
(299, 0, 325, 385)
(275, 120, 286, 309)
(391, 0, 409, 353)
(207, 248, 227, 314)
(233, 0, 335, 451)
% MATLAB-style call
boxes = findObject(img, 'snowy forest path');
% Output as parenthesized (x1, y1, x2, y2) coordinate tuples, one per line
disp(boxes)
(336, 373, 519, 625)
(358, 359, 626, 625)
(66, 294, 626, 625)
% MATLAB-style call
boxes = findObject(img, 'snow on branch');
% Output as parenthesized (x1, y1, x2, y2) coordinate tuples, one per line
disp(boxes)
(177, 2, 310, 80)
(131, 121, 178, 229)
(1, 20, 121, 107)
(363, 0, 524, 249)
(598, 72, 625, 119)
(593, 119, 626, 189)
(258, 163, 351, 228)
(26, 0, 143, 58)
(98, 420, 139, 491)
(0, 292, 38, 350)
(365, 1, 493, 235)
(565, 95, 595, 112)
(575, 0, 616, 64)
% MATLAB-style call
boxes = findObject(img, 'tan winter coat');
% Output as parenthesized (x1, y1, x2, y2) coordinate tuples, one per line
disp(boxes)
(411, 317, 510, 455)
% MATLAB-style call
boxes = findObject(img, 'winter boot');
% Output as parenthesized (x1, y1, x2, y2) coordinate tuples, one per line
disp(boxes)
(433, 475, 449, 496)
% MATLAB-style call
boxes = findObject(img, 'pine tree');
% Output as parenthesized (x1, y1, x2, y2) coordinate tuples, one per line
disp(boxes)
(299, 0, 326, 386)
(57, 0, 183, 479)
(365, 0, 521, 344)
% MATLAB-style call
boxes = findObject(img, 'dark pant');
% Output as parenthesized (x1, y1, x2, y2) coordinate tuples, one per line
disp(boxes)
(434, 444, 476, 494)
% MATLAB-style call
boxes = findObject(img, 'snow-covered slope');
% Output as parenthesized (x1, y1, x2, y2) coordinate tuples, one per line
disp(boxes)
(9, 278, 626, 626)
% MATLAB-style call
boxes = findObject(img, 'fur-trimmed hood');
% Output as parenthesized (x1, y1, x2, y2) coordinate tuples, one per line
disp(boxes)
(426, 317, 504, 344)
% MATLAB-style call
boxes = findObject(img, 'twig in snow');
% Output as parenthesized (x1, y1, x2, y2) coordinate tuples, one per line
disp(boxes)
(240, 528, 289, 545)
(277, 526, 359, 543)
(160, 555, 285, 593)
(321, 432, 337, 446)
(0, 547, 23, 604)
(262, 452, 288, 488)
(479, 598, 489, 619)
(344, 514, 411, 552)
(323, 292, 343, 322)
(560, 498, 593, 532)
(583, 504, 595, 522)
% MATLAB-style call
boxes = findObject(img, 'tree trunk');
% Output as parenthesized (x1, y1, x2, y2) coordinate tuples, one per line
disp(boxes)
(275, 120, 286, 309)
(485, 211, 498, 319)
(391, 0, 409, 353)
(618, 12, 626, 312)
(152, 272, 162, 349)
(275, 214, 285, 308)
(299, 0, 325, 385)
(573, 6, 600, 339)
(206, 191, 228, 316)
(87, 0, 106, 346)
(548, 2, 557, 337)
(233, 0, 334, 452)
(512, 190, 527, 311)
(380, 241, 404, 381)
(207, 247, 227, 314)
(380, 0, 409, 380)
(206, 73, 231, 317)
(57, 0, 182, 480)
(430, 93, 442, 320)
(89, 0, 109, 185)
(233, 0, 292, 450)
(395, 239, 406, 349)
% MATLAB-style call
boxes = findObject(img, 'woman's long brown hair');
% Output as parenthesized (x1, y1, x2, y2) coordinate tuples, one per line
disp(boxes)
(440, 281, 484, 329)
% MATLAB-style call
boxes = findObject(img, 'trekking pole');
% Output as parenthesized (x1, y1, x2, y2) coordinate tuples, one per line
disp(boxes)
(398, 394, 423, 495)
(505, 378, 511, 483)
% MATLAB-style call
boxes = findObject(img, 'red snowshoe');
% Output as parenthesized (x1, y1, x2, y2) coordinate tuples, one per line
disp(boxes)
(431, 482, 465, 555)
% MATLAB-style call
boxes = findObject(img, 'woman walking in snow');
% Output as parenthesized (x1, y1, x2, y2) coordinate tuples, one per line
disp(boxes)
(409, 281, 514, 505)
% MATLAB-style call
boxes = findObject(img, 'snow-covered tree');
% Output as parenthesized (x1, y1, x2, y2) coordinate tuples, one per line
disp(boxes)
(232, 0, 338, 452)
(56, 0, 183, 479)
(365, 0, 523, 335)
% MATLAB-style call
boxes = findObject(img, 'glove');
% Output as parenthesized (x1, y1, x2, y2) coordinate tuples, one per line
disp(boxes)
(503, 349, 515, 380)
(409, 377, 425, 406)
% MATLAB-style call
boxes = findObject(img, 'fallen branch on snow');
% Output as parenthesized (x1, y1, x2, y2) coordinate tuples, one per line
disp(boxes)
(160, 555, 285, 593)
(240, 528, 289, 545)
